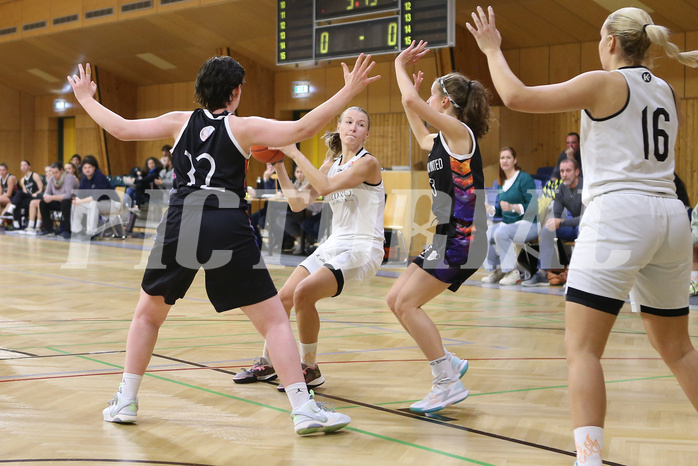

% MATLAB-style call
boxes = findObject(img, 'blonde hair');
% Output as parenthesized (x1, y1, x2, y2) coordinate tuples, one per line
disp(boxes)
(322, 106, 371, 157)
(604, 7, 698, 68)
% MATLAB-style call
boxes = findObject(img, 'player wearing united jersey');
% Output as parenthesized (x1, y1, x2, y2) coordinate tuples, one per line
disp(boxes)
(387, 41, 490, 413)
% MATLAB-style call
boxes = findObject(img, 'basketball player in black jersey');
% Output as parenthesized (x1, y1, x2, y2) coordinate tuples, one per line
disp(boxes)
(68, 54, 379, 435)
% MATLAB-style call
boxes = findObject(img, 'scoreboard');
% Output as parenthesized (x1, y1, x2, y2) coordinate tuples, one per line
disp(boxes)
(277, 0, 454, 64)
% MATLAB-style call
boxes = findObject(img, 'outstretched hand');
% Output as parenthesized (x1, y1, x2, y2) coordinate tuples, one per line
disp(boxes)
(396, 40, 430, 68)
(340, 53, 381, 95)
(412, 71, 424, 92)
(67, 63, 98, 101)
(466, 6, 502, 55)
(269, 144, 301, 162)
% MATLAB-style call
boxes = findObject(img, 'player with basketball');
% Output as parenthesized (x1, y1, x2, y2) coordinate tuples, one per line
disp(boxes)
(67, 53, 379, 435)
(234, 106, 385, 390)
(386, 40, 490, 413)
(469, 6, 698, 465)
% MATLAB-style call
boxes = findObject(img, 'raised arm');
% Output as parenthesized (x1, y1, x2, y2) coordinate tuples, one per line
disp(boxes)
(395, 41, 470, 150)
(280, 145, 380, 197)
(68, 64, 190, 141)
(233, 54, 380, 151)
(467, 6, 626, 116)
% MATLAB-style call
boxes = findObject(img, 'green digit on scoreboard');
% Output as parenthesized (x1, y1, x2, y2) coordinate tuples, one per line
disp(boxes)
(320, 31, 329, 54)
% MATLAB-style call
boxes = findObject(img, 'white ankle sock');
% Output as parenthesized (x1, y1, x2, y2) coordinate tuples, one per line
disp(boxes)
(429, 353, 455, 380)
(28, 220, 35, 229)
(262, 341, 272, 366)
(119, 372, 143, 401)
(574, 426, 603, 466)
(300, 342, 317, 367)
(285, 382, 310, 410)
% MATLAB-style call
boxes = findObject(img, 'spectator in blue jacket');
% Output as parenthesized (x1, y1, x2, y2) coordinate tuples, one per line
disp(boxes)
(482, 147, 539, 285)
(71, 155, 119, 239)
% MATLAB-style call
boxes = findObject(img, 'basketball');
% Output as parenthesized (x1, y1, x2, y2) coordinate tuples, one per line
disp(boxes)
(251, 146, 284, 164)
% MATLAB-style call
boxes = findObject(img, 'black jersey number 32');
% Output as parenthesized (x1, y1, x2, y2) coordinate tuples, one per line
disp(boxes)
(641, 106, 670, 162)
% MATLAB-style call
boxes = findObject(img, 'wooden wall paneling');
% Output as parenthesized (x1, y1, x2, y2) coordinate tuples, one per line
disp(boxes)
(172, 81, 194, 111)
(367, 61, 392, 114)
(685, 31, 698, 98)
(453, 24, 498, 104)
(0, 1, 21, 38)
(274, 67, 326, 116)
(549, 43, 581, 84)
(520, 46, 550, 85)
(50, 0, 84, 32)
(20, 92, 35, 166)
(117, 0, 154, 20)
(480, 105, 501, 184)
(679, 98, 697, 201)
(19, 0, 51, 38)
(580, 41, 601, 73)
(81, 0, 118, 27)
(237, 55, 275, 118)
(389, 56, 403, 113)
(157, 0, 201, 13)
(95, 66, 137, 175)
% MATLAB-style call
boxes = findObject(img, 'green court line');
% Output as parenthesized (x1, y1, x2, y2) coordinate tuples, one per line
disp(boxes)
(343, 427, 495, 465)
(45, 347, 494, 464)
(339, 373, 677, 409)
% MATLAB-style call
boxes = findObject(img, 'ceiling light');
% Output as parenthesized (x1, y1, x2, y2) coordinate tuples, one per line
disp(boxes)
(137, 53, 176, 70)
(27, 68, 61, 83)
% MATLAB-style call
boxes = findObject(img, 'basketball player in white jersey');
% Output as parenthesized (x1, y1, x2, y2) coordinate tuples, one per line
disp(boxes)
(68, 54, 379, 435)
(469, 6, 698, 465)
(233, 107, 385, 390)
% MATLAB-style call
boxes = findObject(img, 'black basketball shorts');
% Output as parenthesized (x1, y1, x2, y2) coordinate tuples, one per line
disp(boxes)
(141, 205, 277, 311)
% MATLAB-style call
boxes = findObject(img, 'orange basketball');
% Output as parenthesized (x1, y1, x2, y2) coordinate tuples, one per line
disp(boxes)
(250, 146, 284, 164)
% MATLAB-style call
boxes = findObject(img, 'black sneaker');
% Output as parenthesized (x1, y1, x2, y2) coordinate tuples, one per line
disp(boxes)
(233, 357, 277, 384)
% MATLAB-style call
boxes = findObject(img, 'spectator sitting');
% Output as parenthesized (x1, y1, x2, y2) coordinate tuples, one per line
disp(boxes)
(71, 154, 83, 177)
(9, 160, 43, 230)
(126, 157, 162, 209)
(482, 146, 539, 285)
(64, 162, 80, 181)
(523, 158, 584, 286)
(282, 166, 323, 254)
(0, 162, 18, 217)
(35, 162, 79, 238)
(71, 155, 119, 239)
(156, 153, 174, 191)
(550, 132, 582, 180)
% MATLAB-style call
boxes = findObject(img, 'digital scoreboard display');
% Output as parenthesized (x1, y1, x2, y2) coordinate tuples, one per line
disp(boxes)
(277, 0, 454, 64)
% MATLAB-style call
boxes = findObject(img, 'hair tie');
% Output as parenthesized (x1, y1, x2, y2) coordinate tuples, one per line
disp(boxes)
(642, 24, 649, 34)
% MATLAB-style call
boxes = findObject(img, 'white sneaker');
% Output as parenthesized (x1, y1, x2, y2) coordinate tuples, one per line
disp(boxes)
(103, 391, 138, 423)
(498, 269, 521, 286)
(481, 269, 505, 283)
(291, 393, 351, 435)
(448, 353, 469, 378)
(410, 377, 469, 413)
(24, 228, 38, 236)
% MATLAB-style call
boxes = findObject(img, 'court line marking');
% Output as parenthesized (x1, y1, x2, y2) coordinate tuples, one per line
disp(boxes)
(20, 348, 628, 465)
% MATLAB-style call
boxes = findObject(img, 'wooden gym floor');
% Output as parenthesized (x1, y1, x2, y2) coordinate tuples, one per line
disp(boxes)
(1, 232, 696, 465)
